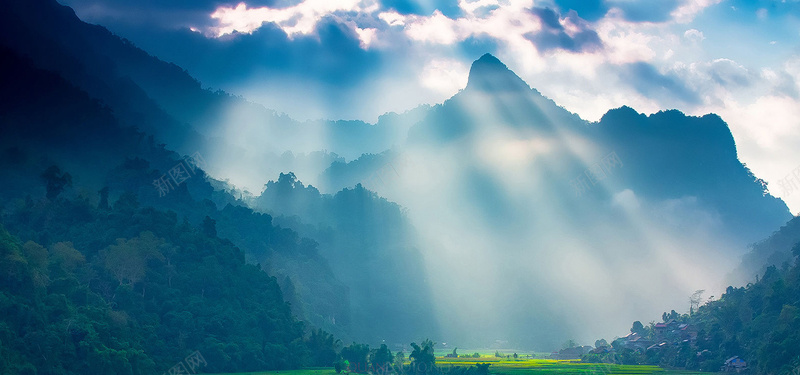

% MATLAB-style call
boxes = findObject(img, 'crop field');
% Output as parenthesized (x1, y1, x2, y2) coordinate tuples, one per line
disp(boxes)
(208, 358, 714, 375)
(436, 358, 709, 374)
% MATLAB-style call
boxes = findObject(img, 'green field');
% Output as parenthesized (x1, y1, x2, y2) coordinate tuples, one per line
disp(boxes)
(207, 358, 715, 375)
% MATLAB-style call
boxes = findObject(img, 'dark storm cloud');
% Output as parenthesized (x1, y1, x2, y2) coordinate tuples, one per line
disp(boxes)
(622, 62, 701, 105)
(524, 7, 602, 53)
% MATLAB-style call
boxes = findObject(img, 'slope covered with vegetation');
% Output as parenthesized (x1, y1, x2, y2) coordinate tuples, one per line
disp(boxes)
(593, 242, 800, 374)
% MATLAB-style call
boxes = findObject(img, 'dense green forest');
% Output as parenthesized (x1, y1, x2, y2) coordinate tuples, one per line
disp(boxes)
(0, 195, 308, 374)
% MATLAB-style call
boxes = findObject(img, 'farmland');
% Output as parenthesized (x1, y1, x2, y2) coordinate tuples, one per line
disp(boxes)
(207, 357, 714, 375)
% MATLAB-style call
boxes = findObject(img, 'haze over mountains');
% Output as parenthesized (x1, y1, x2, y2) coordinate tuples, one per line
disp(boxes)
(0, 0, 795, 352)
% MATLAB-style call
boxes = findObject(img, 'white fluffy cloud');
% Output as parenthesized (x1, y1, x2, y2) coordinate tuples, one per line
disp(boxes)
(208, 0, 380, 37)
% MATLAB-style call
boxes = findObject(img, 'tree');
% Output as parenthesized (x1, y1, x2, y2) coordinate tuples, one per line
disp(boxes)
(475, 363, 491, 375)
(41, 165, 72, 199)
(335, 360, 347, 374)
(689, 290, 705, 315)
(631, 321, 645, 335)
(113, 191, 139, 213)
(103, 232, 165, 288)
(50, 241, 85, 275)
(306, 329, 340, 367)
(594, 339, 608, 348)
(98, 187, 110, 210)
(410, 340, 435, 375)
(341, 343, 370, 373)
(371, 344, 393, 374)
(202, 216, 217, 237)
(22, 241, 49, 289)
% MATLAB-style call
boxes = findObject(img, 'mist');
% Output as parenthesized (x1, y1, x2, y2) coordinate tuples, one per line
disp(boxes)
(199, 55, 779, 350)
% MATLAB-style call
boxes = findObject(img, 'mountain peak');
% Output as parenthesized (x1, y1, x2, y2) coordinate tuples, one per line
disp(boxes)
(466, 53, 530, 93)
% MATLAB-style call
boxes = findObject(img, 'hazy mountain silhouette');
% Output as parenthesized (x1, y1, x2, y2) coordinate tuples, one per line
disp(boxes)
(251, 173, 438, 344)
(399, 53, 789, 248)
(328, 54, 792, 347)
(730, 215, 800, 284)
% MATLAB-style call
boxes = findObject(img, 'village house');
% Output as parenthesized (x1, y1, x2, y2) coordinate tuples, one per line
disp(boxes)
(722, 356, 747, 372)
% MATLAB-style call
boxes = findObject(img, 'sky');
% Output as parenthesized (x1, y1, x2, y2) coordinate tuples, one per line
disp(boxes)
(58, 0, 800, 213)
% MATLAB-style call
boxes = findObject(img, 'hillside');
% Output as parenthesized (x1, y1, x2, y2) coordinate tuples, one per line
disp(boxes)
(592, 234, 800, 374)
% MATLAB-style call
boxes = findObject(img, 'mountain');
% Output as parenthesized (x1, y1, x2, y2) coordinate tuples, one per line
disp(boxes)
(0, 0, 422, 190)
(0, 0, 426, 348)
(1, 0, 796, 352)
(0, 11, 355, 349)
(384, 53, 789, 248)
(251, 172, 438, 344)
(730, 216, 800, 283)
(332, 54, 792, 347)
(0, 48, 314, 374)
(465, 53, 532, 93)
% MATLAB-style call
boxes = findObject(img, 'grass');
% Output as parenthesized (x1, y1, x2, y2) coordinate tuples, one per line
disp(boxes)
(206, 358, 716, 375)
(208, 369, 338, 375)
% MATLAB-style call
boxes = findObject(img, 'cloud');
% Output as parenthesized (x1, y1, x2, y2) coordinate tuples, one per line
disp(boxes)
(622, 62, 701, 105)
(756, 8, 768, 21)
(207, 0, 380, 37)
(706, 59, 752, 88)
(670, 0, 723, 23)
(58, 0, 303, 29)
(106, 14, 383, 90)
(683, 28, 704, 43)
(419, 58, 469, 94)
(524, 8, 603, 53)
(403, 10, 461, 44)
